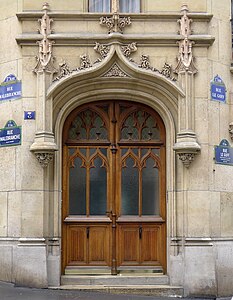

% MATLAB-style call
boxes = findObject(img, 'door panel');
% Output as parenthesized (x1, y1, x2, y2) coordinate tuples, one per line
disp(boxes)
(66, 224, 110, 266)
(67, 225, 87, 265)
(62, 101, 166, 274)
(89, 225, 110, 265)
(117, 225, 140, 265)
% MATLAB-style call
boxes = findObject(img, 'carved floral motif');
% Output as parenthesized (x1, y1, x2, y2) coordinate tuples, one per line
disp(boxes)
(100, 13, 131, 34)
(94, 42, 110, 60)
(35, 152, 54, 168)
(34, 3, 57, 74)
(178, 153, 195, 168)
(121, 42, 137, 59)
(79, 54, 92, 69)
(53, 62, 72, 82)
(103, 64, 129, 77)
(160, 62, 176, 81)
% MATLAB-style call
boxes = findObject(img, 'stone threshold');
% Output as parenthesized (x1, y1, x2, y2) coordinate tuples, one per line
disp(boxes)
(50, 284, 183, 297)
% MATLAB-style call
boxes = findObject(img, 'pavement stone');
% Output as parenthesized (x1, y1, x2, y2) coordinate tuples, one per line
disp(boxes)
(0, 281, 231, 300)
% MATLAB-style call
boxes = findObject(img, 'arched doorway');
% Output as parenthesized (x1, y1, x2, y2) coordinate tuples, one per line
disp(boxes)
(62, 100, 166, 275)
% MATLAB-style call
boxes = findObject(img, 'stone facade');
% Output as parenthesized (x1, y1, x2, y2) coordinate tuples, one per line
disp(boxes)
(0, 0, 233, 296)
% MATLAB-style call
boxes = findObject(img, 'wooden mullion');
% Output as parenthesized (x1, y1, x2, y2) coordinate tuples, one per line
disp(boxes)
(86, 148, 90, 217)
(139, 148, 142, 217)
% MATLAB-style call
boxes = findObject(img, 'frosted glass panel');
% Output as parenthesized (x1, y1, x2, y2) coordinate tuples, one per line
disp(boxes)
(69, 157, 86, 215)
(119, 0, 140, 13)
(89, 0, 110, 12)
(121, 157, 139, 215)
(90, 157, 107, 215)
(142, 158, 159, 215)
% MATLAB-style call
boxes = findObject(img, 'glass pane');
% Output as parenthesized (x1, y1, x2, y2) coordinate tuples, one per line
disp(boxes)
(68, 109, 108, 141)
(90, 157, 107, 215)
(69, 148, 76, 156)
(121, 157, 139, 215)
(121, 115, 138, 140)
(89, 0, 110, 12)
(142, 158, 159, 215)
(90, 115, 108, 140)
(119, 0, 140, 13)
(142, 116, 160, 140)
(69, 157, 86, 215)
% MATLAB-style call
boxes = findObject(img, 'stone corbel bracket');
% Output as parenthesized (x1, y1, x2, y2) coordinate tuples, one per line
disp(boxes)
(30, 132, 58, 168)
(229, 122, 233, 141)
(173, 131, 201, 168)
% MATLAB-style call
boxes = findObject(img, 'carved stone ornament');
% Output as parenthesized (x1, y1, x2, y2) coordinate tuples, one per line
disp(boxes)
(160, 62, 176, 81)
(229, 122, 233, 141)
(34, 152, 54, 168)
(103, 64, 129, 78)
(100, 13, 131, 34)
(53, 62, 72, 82)
(174, 5, 197, 74)
(138, 54, 152, 70)
(121, 42, 137, 59)
(178, 153, 195, 168)
(94, 42, 110, 61)
(79, 54, 92, 69)
(34, 3, 57, 74)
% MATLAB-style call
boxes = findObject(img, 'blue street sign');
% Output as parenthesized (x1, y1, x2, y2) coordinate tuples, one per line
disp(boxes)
(210, 75, 226, 103)
(0, 120, 21, 147)
(215, 139, 233, 165)
(0, 74, 22, 102)
(24, 111, 36, 120)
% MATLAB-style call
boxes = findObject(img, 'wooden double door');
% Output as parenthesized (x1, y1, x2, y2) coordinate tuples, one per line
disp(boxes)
(62, 101, 166, 274)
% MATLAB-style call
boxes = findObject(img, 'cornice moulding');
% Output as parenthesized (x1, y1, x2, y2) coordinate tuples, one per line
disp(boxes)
(16, 12, 213, 22)
(16, 33, 215, 47)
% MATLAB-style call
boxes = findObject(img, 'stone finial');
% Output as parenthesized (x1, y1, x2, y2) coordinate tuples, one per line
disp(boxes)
(174, 5, 197, 74)
(34, 3, 57, 74)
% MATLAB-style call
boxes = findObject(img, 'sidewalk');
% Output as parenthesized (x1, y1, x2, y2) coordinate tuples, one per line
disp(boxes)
(0, 281, 231, 300)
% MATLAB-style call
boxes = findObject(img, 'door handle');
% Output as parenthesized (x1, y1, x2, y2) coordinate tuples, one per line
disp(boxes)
(86, 227, 90, 239)
(139, 226, 142, 239)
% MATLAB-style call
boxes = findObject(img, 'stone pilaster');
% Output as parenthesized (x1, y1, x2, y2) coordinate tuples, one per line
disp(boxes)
(173, 5, 200, 167)
(30, 3, 58, 166)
